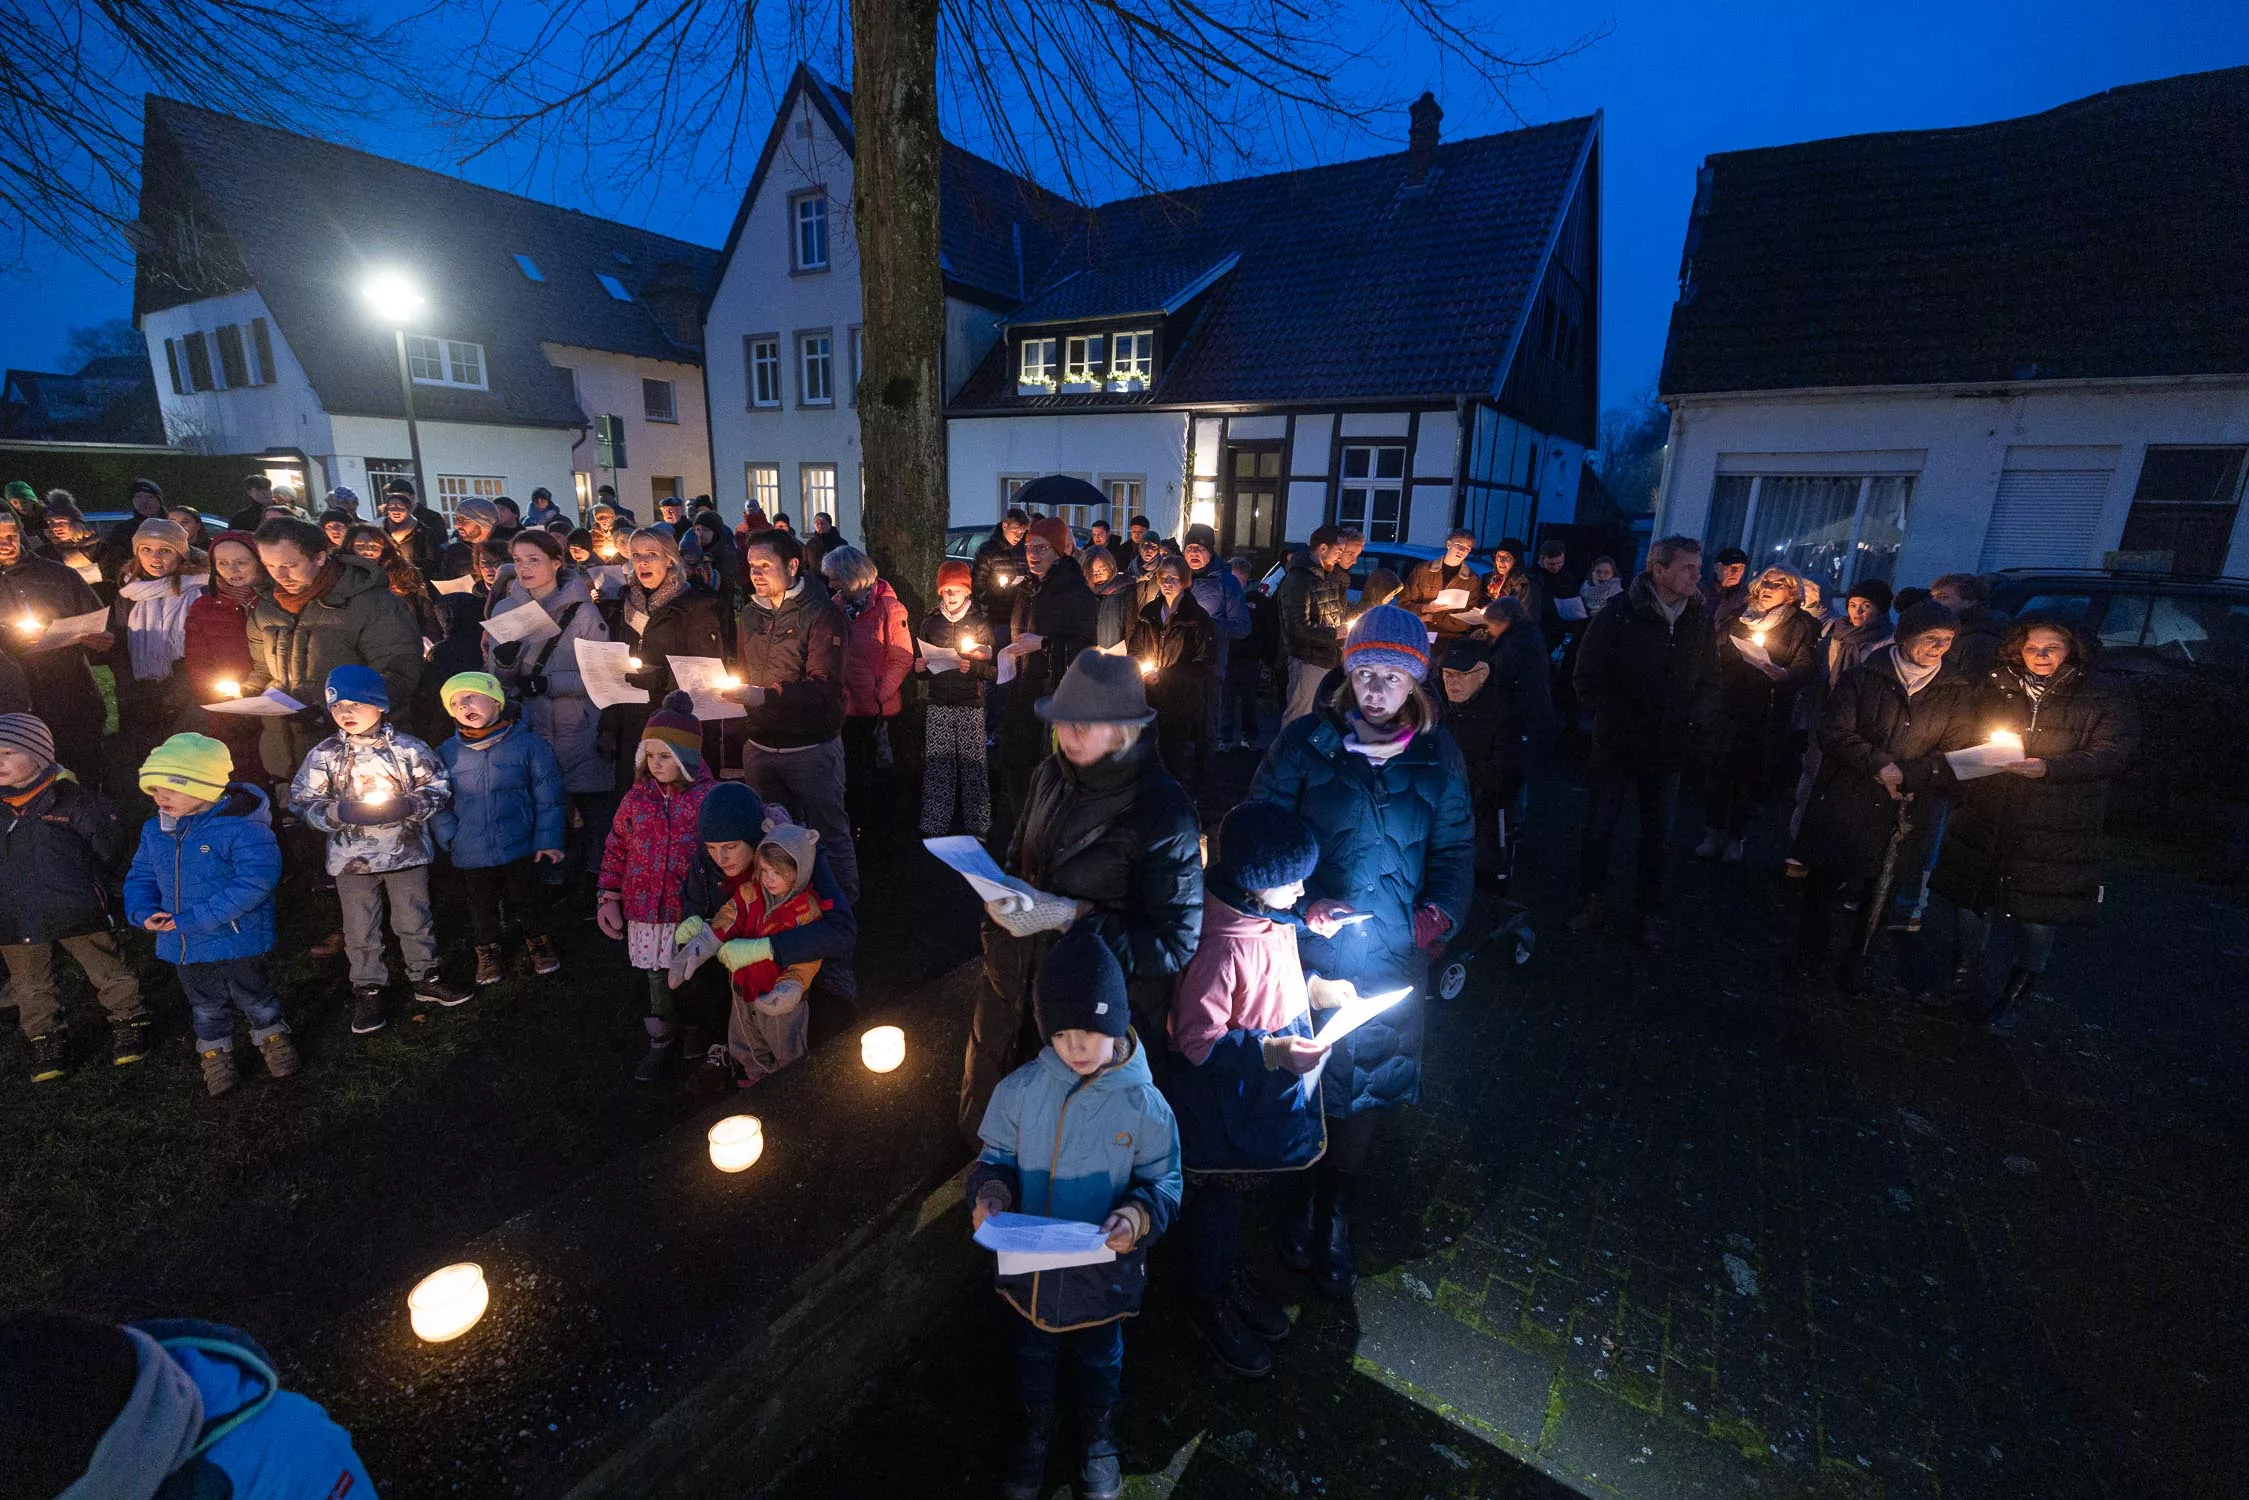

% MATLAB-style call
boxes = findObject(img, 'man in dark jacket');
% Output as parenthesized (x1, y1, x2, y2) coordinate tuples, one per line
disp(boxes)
(523, 486, 566, 529)
(802, 511, 847, 577)
(1534, 538, 1581, 649)
(105, 477, 167, 559)
(1930, 573, 2011, 680)
(231, 473, 274, 532)
(1700, 546, 1749, 623)
(1442, 596, 1556, 890)
(0, 513, 110, 783)
(434, 497, 500, 580)
(1275, 526, 1348, 725)
(730, 527, 858, 919)
(379, 483, 443, 573)
(1571, 536, 1719, 948)
(1224, 556, 1279, 748)
(973, 508, 1030, 642)
(997, 518, 1099, 829)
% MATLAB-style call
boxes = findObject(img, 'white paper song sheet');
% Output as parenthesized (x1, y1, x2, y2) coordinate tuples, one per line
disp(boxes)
(1301, 985, 1413, 1101)
(997, 634, 1041, 685)
(974, 1212, 1117, 1275)
(1431, 587, 1472, 610)
(917, 638, 963, 674)
(431, 572, 479, 596)
(1450, 610, 1490, 628)
(201, 688, 306, 717)
(1731, 630, 1774, 669)
(923, 835, 1044, 905)
(1554, 596, 1589, 621)
(12, 606, 109, 653)
(575, 639, 649, 710)
(1945, 737, 2026, 782)
(483, 600, 560, 647)
(666, 655, 747, 721)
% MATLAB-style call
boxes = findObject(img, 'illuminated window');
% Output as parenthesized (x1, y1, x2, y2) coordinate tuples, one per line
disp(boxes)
(747, 463, 780, 513)
(1018, 338, 1056, 390)
(802, 463, 838, 513)
(436, 474, 506, 512)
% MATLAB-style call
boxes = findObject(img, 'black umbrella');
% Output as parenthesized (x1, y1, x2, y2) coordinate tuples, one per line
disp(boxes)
(1008, 474, 1107, 516)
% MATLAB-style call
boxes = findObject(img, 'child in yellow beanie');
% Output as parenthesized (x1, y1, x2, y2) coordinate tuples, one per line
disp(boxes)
(430, 672, 566, 986)
(123, 733, 294, 1096)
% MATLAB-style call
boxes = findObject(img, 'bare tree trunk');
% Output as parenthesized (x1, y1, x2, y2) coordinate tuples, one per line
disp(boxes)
(849, 0, 947, 620)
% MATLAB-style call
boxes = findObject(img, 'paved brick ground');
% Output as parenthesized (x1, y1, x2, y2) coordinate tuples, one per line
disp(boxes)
(776, 756, 2249, 1499)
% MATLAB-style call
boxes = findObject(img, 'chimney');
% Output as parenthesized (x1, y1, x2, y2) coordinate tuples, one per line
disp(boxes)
(1406, 91, 1443, 186)
(642, 261, 703, 353)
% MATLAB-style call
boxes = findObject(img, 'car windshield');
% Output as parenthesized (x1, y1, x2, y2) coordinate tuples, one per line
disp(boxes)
(2096, 593, 2249, 669)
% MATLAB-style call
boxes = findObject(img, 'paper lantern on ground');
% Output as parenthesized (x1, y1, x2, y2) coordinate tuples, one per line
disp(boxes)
(861, 1025, 906, 1074)
(708, 1114, 765, 1172)
(408, 1262, 489, 1343)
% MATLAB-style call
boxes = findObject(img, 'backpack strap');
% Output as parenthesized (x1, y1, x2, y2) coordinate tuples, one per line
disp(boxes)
(527, 601, 584, 676)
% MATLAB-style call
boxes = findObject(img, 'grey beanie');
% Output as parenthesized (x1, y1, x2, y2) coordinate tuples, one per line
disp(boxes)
(0, 712, 56, 767)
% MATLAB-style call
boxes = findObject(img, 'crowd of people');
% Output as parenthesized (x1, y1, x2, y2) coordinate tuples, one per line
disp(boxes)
(0, 466, 2144, 1500)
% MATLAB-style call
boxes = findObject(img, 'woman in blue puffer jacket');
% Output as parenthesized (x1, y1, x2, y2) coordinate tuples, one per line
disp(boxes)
(1248, 604, 1474, 1298)
(432, 671, 567, 985)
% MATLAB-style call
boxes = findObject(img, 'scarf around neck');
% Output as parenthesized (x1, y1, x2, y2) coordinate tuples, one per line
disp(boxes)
(119, 575, 203, 681)
(1889, 642, 1941, 697)
(272, 558, 341, 615)
(628, 569, 685, 621)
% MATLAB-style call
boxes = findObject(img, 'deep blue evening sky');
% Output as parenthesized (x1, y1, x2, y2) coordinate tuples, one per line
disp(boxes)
(7, 0, 2243, 416)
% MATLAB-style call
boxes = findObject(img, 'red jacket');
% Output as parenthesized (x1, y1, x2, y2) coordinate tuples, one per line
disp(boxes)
(598, 764, 716, 925)
(1167, 892, 1308, 1065)
(711, 867, 829, 1000)
(182, 589, 256, 696)
(839, 578, 912, 719)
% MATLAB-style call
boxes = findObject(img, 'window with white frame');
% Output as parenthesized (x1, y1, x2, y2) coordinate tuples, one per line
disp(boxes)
(643, 377, 677, 422)
(405, 335, 486, 390)
(746, 336, 781, 408)
(1337, 444, 1407, 542)
(436, 474, 506, 512)
(1109, 330, 1153, 389)
(802, 463, 838, 515)
(1017, 338, 1056, 391)
(747, 464, 780, 514)
(793, 193, 829, 271)
(799, 332, 833, 405)
(1105, 478, 1144, 515)
(1051, 500, 1105, 530)
(1063, 334, 1105, 387)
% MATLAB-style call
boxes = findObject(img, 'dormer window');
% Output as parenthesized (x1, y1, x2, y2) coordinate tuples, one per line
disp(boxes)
(1062, 335, 1105, 390)
(405, 335, 487, 390)
(793, 192, 829, 272)
(1017, 337, 1056, 392)
(1109, 330, 1153, 391)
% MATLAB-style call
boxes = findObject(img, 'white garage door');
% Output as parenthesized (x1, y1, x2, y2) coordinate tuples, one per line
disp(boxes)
(1978, 469, 2113, 571)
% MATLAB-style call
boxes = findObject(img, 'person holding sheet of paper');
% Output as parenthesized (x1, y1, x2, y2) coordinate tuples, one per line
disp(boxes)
(966, 928, 1181, 1500)
(1696, 566, 1822, 865)
(183, 532, 268, 774)
(995, 517, 1099, 832)
(0, 510, 109, 781)
(1126, 552, 1216, 796)
(1931, 616, 2138, 1034)
(605, 528, 730, 788)
(917, 558, 994, 838)
(1400, 528, 1482, 640)
(1439, 595, 1556, 895)
(824, 545, 912, 833)
(101, 517, 205, 787)
(483, 529, 612, 804)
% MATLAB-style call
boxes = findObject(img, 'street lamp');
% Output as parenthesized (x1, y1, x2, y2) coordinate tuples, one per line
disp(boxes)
(362, 271, 429, 510)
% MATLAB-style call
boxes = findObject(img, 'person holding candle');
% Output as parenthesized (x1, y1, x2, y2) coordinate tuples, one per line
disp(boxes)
(182, 531, 268, 778)
(431, 672, 566, 987)
(39, 495, 109, 591)
(607, 527, 730, 788)
(1696, 566, 1821, 864)
(484, 528, 613, 801)
(289, 664, 466, 1034)
(104, 517, 207, 784)
(996, 516, 1101, 841)
(1127, 551, 1217, 796)
(917, 558, 994, 838)
(1932, 615, 2139, 1033)
(0, 511, 109, 783)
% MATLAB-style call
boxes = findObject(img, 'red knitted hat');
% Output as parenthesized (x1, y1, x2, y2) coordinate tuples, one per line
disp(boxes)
(1027, 517, 1075, 556)
(936, 558, 972, 591)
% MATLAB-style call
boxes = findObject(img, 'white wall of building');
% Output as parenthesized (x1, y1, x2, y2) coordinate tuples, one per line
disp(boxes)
(142, 289, 335, 479)
(326, 415, 576, 514)
(543, 342, 709, 511)
(948, 412, 1190, 529)
(1657, 380, 2249, 581)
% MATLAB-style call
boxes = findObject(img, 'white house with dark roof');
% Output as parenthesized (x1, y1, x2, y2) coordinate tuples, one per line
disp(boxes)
(132, 98, 718, 516)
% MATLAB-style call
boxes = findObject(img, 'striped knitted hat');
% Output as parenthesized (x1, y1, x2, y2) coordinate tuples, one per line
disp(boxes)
(0, 712, 55, 767)
(1342, 603, 1431, 683)
(641, 690, 703, 770)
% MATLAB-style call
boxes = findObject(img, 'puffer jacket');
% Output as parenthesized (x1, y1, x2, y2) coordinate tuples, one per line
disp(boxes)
(1710, 604, 1821, 780)
(183, 587, 263, 767)
(0, 767, 119, 944)
(242, 556, 425, 779)
(0, 552, 107, 750)
(998, 555, 1099, 769)
(433, 720, 567, 869)
(1950, 605, 2013, 680)
(1275, 552, 1346, 667)
(1188, 558, 1250, 675)
(917, 602, 995, 707)
(288, 722, 451, 876)
(972, 532, 1026, 641)
(1250, 701, 1474, 1115)
(965, 1033, 1183, 1332)
(1573, 571, 1721, 771)
(1791, 649, 1980, 880)
(1160, 892, 1328, 1176)
(1932, 659, 2139, 926)
(736, 578, 848, 749)
(123, 783, 280, 964)
(837, 576, 913, 718)
(484, 570, 614, 793)
(598, 764, 716, 924)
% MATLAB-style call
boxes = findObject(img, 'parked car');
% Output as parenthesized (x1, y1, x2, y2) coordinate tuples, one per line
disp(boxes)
(79, 508, 234, 538)
(1256, 541, 1492, 604)
(945, 523, 1091, 559)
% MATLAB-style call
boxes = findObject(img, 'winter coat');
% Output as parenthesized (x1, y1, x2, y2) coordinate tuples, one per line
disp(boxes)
(609, 583, 731, 786)
(1950, 605, 2013, 680)
(1089, 576, 1138, 651)
(1275, 553, 1346, 668)
(598, 765, 717, 925)
(1188, 558, 1250, 674)
(123, 783, 281, 964)
(1128, 589, 1216, 729)
(0, 768, 119, 944)
(1402, 558, 1481, 639)
(0, 552, 106, 749)
(183, 588, 264, 768)
(1535, 564, 1582, 646)
(709, 855, 829, 1003)
(484, 570, 614, 793)
(1573, 572, 1720, 772)
(972, 532, 1026, 641)
(433, 720, 567, 869)
(1790, 650, 1980, 880)
(1161, 892, 1328, 1176)
(1239, 587, 1280, 680)
(1932, 661, 2139, 926)
(965, 1033, 1183, 1332)
(1710, 606, 1821, 781)
(998, 555, 1099, 769)
(1440, 623, 1556, 772)
(735, 579, 848, 749)
(0, 649, 26, 715)
(837, 577, 913, 718)
(1250, 702, 1474, 1115)
(679, 827, 859, 972)
(917, 603, 995, 707)
(242, 556, 424, 780)
(91, 1320, 373, 1500)
(289, 722, 451, 876)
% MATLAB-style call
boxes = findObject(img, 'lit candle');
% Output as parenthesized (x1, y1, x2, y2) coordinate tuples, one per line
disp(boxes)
(958, 635, 975, 653)
(861, 1025, 905, 1073)
(363, 786, 393, 806)
(627, 657, 644, 670)
(1139, 659, 1157, 677)
(707, 1114, 765, 1172)
(1986, 729, 2023, 758)
(407, 1262, 489, 1343)
(995, 571, 1012, 587)
(214, 679, 241, 698)
(14, 613, 37, 634)
(722, 675, 744, 690)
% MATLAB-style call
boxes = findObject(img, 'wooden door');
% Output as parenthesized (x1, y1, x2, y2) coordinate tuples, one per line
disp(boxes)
(1222, 442, 1282, 557)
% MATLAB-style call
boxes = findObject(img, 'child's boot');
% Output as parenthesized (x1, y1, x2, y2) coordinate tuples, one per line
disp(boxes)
(28, 1031, 68, 1083)
(111, 1012, 153, 1067)
(474, 944, 505, 987)
(1077, 1402, 1123, 1500)
(635, 1020, 679, 1084)
(1313, 1173, 1357, 1301)
(258, 1030, 302, 1079)
(350, 985, 388, 1035)
(199, 1044, 239, 1097)
(997, 1404, 1055, 1500)
(526, 933, 561, 976)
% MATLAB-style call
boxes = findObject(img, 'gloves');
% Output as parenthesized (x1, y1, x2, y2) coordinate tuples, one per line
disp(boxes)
(335, 798, 399, 827)
(666, 920, 723, 989)
(718, 937, 772, 973)
(1412, 903, 1453, 954)
(674, 915, 709, 947)
(752, 978, 804, 1015)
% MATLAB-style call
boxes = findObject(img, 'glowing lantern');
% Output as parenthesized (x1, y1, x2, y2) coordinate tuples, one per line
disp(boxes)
(861, 1025, 906, 1074)
(408, 1262, 488, 1343)
(707, 1114, 765, 1172)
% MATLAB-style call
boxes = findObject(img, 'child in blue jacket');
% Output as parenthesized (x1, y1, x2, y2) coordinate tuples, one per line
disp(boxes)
(125, 732, 294, 1097)
(431, 671, 565, 987)
(967, 926, 1181, 1500)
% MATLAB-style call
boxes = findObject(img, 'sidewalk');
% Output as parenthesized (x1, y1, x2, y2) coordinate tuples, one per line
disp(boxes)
(772, 768, 2249, 1499)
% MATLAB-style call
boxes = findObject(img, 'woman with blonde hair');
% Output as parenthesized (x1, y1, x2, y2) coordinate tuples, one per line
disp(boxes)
(1696, 565, 1820, 864)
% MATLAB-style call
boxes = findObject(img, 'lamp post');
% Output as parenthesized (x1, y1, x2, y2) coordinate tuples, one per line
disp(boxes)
(362, 272, 429, 507)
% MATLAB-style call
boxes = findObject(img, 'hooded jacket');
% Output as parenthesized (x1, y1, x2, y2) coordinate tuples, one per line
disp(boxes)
(599, 763, 717, 925)
(735, 577, 849, 748)
(1573, 571, 1720, 771)
(0, 766, 119, 945)
(965, 1032, 1183, 1331)
(837, 575, 913, 718)
(433, 718, 567, 869)
(484, 569, 614, 793)
(241, 555, 424, 779)
(713, 821, 830, 1002)
(288, 721, 451, 876)
(123, 783, 280, 964)
(1790, 650, 1980, 880)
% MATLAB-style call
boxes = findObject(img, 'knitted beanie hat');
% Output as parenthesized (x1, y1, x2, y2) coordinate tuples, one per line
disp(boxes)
(1034, 925, 1130, 1041)
(324, 663, 390, 711)
(1893, 599, 1960, 646)
(1214, 801, 1321, 894)
(697, 780, 764, 844)
(139, 732, 232, 800)
(132, 516, 191, 559)
(1343, 603, 1431, 683)
(440, 671, 506, 713)
(0, 712, 55, 767)
(454, 498, 501, 530)
(3, 481, 34, 504)
(130, 477, 163, 500)
(642, 690, 703, 772)
(1183, 523, 1218, 554)
(936, 558, 972, 592)
(1027, 516, 1076, 556)
(1846, 579, 1894, 614)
